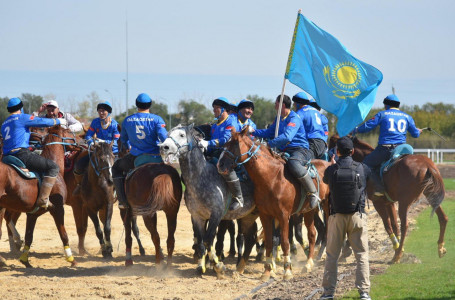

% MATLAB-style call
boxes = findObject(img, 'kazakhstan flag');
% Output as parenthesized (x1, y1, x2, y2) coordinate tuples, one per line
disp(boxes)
(285, 12, 383, 137)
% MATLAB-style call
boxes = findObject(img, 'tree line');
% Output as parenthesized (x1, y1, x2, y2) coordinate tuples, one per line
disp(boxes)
(1, 93, 454, 148)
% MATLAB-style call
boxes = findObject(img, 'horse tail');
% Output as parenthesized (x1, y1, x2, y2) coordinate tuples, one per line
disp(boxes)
(147, 174, 179, 213)
(422, 166, 445, 213)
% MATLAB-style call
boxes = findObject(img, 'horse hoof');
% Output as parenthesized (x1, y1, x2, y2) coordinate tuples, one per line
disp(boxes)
(139, 248, 146, 256)
(70, 261, 78, 267)
(283, 270, 293, 280)
(236, 259, 246, 274)
(260, 273, 270, 281)
(20, 260, 33, 268)
(125, 259, 133, 267)
(439, 247, 447, 258)
(214, 262, 226, 275)
(196, 265, 206, 274)
(0, 256, 7, 267)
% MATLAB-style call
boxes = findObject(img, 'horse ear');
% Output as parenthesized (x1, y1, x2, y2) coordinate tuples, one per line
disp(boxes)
(240, 126, 249, 136)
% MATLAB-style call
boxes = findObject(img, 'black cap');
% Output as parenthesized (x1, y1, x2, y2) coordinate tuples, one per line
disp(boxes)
(337, 136, 353, 152)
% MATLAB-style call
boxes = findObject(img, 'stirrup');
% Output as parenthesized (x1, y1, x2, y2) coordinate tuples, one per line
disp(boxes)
(374, 191, 384, 197)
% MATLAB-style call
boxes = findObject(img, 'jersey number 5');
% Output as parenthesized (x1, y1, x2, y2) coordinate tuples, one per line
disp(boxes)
(135, 125, 146, 139)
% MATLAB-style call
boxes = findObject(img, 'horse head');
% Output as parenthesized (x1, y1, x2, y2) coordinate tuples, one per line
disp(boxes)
(217, 126, 258, 175)
(160, 124, 201, 163)
(30, 126, 83, 152)
(89, 139, 115, 184)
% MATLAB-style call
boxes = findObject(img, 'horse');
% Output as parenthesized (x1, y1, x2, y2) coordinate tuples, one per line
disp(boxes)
(78, 139, 116, 258)
(330, 134, 448, 263)
(0, 125, 77, 267)
(121, 162, 182, 268)
(217, 126, 331, 280)
(159, 124, 259, 279)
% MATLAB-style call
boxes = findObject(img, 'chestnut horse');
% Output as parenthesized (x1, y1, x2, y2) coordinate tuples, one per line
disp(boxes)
(121, 162, 182, 268)
(217, 126, 331, 280)
(0, 125, 77, 267)
(329, 134, 448, 263)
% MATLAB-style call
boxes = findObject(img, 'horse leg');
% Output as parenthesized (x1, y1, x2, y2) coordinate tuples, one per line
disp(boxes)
(204, 214, 225, 279)
(302, 211, 317, 273)
(6, 211, 22, 254)
(49, 204, 77, 266)
(387, 203, 400, 246)
(235, 215, 255, 274)
(215, 220, 228, 261)
(435, 206, 448, 258)
(315, 213, 328, 261)
(272, 219, 282, 262)
(120, 209, 134, 266)
(373, 200, 398, 251)
(392, 204, 409, 264)
(71, 201, 89, 256)
(192, 218, 207, 274)
(259, 214, 276, 281)
(227, 220, 236, 257)
(20, 213, 42, 268)
(102, 201, 114, 259)
(165, 209, 178, 268)
(87, 208, 106, 258)
(236, 219, 244, 265)
(143, 213, 164, 266)
(131, 217, 146, 256)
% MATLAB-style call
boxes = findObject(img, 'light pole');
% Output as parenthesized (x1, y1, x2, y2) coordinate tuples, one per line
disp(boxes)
(104, 89, 114, 116)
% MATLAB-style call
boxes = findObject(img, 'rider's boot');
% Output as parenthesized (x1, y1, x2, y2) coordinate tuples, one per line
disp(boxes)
(225, 178, 244, 211)
(36, 176, 57, 209)
(72, 172, 84, 196)
(370, 171, 385, 197)
(297, 172, 320, 210)
(113, 177, 129, 209)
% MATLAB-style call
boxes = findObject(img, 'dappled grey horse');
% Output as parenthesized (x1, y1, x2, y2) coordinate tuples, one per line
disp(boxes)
(159, 124, 258, 278)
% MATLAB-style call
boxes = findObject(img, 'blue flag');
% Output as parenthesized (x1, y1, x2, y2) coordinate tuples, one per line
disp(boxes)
(285, 12, 383, 137)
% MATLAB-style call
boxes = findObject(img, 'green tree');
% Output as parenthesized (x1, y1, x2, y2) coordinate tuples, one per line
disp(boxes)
(21, 93, 43, 114)
(0, 97, 9, 125)
(175, 99, 212, 125)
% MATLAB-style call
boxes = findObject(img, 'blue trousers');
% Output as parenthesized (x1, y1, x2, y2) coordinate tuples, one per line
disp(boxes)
(363, 145, 394, 170)
(286, 147, 313, 178)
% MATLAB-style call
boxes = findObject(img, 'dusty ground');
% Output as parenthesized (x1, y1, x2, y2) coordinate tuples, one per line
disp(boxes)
(2, 163, 453, 299)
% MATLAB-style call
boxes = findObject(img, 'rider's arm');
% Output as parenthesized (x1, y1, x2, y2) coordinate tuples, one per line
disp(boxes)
(23, 114, 60, 127)
(407, 116, 421, 138)
(85, 119, 97, 145)
(355, 112, 381, 134)
(112, 121, 121, 142)
(120, 119, 130, 147)
(209, 118, 235, 148)
(155, 116, 168, 143)
(252, 122, 275, 139)
(268, 119, 299, 149)
(64, 112, 84, 132)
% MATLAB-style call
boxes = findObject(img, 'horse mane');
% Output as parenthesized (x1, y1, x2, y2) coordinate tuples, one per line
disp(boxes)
(234, 132, 285, 165)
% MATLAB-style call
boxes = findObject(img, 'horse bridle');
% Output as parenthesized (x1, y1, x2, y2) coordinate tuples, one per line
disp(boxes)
(88, 142, 113, 177)
(167, 128, 196, 156)
(221, 140, 261, 167)
(32, 131, 83, 152)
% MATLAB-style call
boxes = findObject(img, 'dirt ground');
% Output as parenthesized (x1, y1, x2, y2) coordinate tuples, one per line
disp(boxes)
(1, 164, 453, 299)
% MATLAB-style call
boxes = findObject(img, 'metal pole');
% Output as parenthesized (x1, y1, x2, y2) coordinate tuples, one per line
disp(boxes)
(274, 78, 287, 138)
(125, 16, 129, 115)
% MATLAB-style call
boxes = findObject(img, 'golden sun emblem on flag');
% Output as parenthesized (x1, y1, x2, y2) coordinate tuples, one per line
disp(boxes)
(323, 61, 361, 99)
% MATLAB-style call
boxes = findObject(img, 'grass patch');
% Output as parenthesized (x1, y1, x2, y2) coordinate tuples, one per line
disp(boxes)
(343, 197, 455, 299)
(444, 178, 455, 191)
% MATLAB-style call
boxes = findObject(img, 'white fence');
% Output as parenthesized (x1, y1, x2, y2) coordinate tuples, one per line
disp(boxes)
(414, 149, 455, 164)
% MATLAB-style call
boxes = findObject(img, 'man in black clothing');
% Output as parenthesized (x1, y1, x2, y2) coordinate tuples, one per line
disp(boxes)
(320, 136, 372, 300)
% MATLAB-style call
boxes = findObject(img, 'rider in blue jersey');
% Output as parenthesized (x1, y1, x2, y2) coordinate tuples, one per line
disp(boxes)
(73, 101, 121, 195)
(251, 95, 320, 209)
(236, 99, 257, 131)
(292, 92, 328, 159)
(112, 93, 168, 209)
(1, 97, 67, 208)
(353, 94, 422, 195)
(308, 99, 329, 143)
(198, 97, 244, 210)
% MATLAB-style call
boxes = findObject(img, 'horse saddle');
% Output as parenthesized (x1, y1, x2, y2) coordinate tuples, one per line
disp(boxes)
(134, 153, 163, 168)
(2, 155, 39, 180)
(380, 144, 414, 178)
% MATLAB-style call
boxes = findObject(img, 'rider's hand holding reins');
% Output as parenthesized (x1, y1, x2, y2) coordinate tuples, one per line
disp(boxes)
(198, 139, 208, 151)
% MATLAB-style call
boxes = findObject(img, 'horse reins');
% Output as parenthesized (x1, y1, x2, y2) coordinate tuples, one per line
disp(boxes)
(221, 141, 261, 167)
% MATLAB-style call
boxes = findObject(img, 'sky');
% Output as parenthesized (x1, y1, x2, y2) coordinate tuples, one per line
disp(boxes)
(0, 0, 454, 115)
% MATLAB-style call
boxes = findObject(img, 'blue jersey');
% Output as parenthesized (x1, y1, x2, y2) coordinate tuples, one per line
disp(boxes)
(236, 114, 257, 131)
(120, 112, 167, 156)
(296, 106, 328, 141)
(1, 113, 59, 154)
(86, 118, 121, 154)
(208, 114, 238, 150)
(357, 108, 420, 145)
(253, 110, 309, 151)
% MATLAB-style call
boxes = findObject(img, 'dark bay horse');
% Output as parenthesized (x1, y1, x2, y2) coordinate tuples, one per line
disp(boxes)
(330, 134, 448, 263)
(122, 162, 182, 268)
(160, 124, 259, 279)
(80, 140, 116, 258)
(217, 126, 331, 280)
(0, 125, 77, 267)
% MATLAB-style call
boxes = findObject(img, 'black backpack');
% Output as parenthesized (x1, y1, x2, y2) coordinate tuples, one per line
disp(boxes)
(331, 161, 362, 214)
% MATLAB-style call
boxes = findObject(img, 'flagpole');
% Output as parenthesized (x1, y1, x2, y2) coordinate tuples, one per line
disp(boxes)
(274, 78, 287, 138)
(274, 9, 301, 138)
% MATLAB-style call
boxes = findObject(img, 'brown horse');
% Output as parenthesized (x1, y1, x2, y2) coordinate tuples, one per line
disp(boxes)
(217, 126, 331, 280)
(330, 134, 448, 263)
(121, 162, 182, 267)
(0, 125, 77, 267)
(79, 140, 116, 258)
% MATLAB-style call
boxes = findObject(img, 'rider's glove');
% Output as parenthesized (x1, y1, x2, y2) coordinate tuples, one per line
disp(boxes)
(198, 139, 209, 151)
(57, 118, 67, 126)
